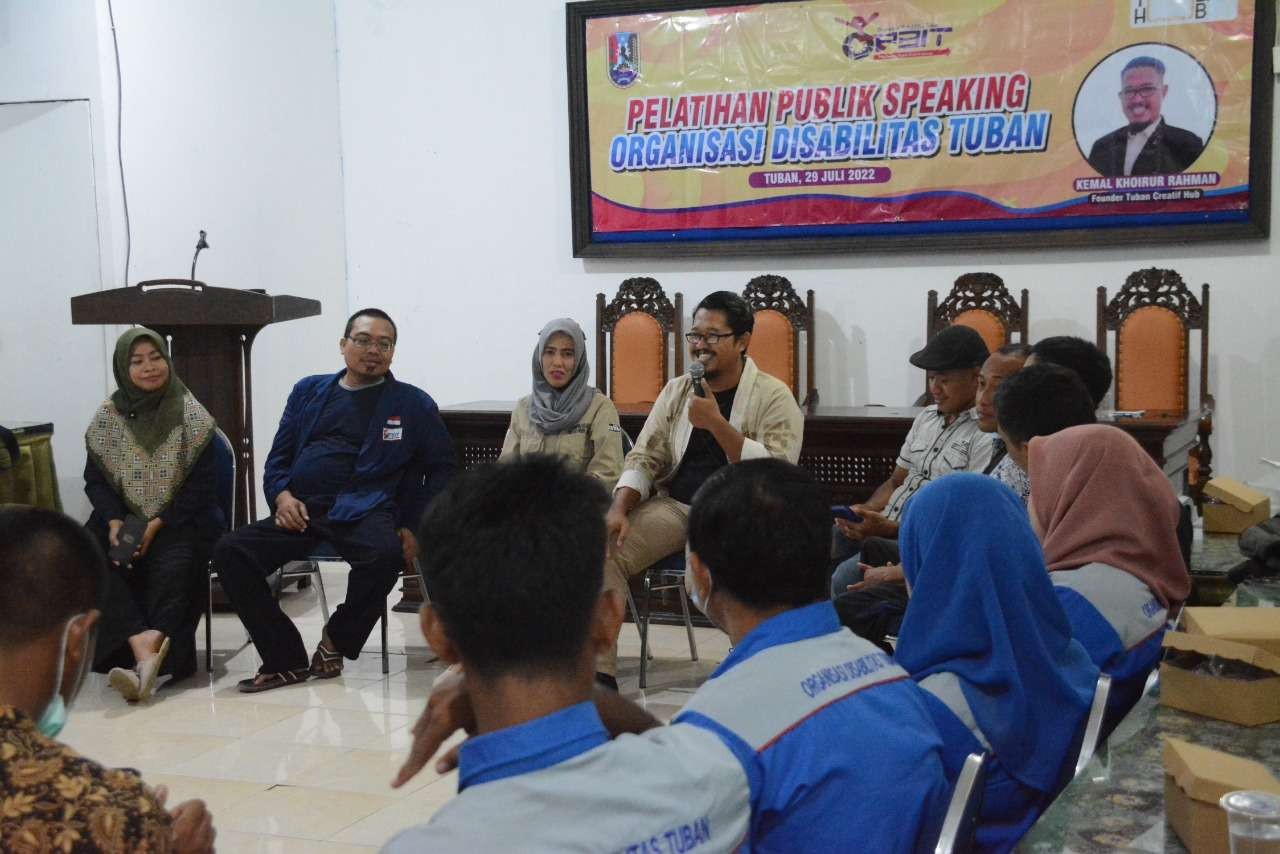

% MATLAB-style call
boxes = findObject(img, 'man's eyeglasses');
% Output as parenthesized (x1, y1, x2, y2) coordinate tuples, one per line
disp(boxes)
(685, 331, 734, 345)
(1119, 85, 1160, 99)
(346, 336, 395, 353)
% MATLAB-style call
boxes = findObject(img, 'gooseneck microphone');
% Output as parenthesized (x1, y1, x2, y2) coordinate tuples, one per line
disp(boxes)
(688, 360, 707, 398)
(190, 230, 209, 280)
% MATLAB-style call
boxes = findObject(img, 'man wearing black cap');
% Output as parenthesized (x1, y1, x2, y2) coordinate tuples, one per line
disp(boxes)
(829, 326, 992, 646)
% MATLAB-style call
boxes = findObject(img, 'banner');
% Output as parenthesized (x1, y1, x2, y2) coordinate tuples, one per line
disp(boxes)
(568, 0, 1270, 255)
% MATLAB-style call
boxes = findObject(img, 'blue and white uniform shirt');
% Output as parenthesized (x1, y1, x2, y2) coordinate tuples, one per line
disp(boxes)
(382, 701, 750, 854)
(675, 602, 951, 854)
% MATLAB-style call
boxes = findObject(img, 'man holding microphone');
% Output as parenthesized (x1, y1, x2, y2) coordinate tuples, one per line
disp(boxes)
(596, 291, 804, 688)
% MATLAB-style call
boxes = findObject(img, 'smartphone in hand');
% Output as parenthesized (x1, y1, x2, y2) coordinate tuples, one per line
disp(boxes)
(831, 505, 863, 524)
(108, 515, 147, 568)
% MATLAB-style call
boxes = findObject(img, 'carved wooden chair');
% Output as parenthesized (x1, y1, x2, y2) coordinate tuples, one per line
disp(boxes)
(927, 272, 1029, 355)
(595, 277, 683, 408)
(1097, 268, 1213, 502)
(919, 273, 1028, 401)
(741, 274, 818, 407)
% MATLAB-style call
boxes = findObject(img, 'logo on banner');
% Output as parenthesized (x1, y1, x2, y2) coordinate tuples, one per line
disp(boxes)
(837, 13, 953, 61)
(607, 32, 640, 87)
(1130, 0, 1237, 27)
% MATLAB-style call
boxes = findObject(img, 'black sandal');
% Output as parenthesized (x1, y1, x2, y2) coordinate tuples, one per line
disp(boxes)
(237, 668, 310, 693)
(310, 643, 344, 679)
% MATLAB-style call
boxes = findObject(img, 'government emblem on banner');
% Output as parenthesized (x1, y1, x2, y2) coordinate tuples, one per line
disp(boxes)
(607, 32, 640, 87)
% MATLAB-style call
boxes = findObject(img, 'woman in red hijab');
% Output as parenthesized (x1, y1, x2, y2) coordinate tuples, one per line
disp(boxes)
(1028, 424, 1190, 728)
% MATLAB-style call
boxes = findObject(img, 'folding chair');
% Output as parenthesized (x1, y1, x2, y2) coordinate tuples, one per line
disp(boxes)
(283, 541, 391, 675)
(614, 431, 698, 690)
(1073, 673, 1113, 778)
(635, 553, 699, 690)
(934, 752, 987, 854)
(204, 429, 240, 671)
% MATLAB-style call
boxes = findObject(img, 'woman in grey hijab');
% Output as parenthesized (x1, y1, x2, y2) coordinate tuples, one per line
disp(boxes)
(500, 318, 624, 487)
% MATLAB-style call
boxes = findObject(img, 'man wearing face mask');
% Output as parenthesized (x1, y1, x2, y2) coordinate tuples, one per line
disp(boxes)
(397, 460, 950, 853)
(0, 507, 216, 853)
(598, 291, 804, 687)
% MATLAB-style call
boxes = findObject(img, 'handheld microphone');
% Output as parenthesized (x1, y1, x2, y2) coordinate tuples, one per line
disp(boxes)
(688, 360, 707, 398)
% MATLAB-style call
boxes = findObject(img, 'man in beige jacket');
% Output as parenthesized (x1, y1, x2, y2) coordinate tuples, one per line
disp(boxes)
(599, 291, 804, 685)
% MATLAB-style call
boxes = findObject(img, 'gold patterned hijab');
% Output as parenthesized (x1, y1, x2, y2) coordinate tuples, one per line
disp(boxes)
(85, 328, 215, 519)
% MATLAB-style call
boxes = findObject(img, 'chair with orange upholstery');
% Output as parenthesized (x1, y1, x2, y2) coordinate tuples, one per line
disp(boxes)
(595, 277, 683, 408)
(741, 274, 817, 407)
(920, 273, 1028, 402)
(1097, 268, 1213, 503)
(927, 272, 1029, 356)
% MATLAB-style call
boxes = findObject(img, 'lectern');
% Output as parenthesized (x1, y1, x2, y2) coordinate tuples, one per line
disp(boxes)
(70, 280, 321, 527)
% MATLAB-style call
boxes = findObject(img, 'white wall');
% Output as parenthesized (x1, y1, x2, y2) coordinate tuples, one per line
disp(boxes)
(4, 2, 351, 519)
(0, 1, 114, 518)
(0, 101, 107, 519)
(335, 0, 1279, 486)
(91, 1, 350, 515)
(5, 1, 1276, 515)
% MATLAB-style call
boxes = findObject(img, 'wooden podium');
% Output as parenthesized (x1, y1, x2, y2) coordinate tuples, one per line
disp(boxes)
(70, 280, 321, 527)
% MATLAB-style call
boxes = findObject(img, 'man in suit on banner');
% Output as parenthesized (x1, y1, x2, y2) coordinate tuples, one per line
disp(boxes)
(1087, 55, 1205, 178)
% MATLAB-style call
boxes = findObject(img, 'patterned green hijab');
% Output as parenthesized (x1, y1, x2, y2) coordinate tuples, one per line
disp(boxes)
(110, 328, 190, 453)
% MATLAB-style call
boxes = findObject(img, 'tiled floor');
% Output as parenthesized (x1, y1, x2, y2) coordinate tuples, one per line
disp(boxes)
(60, 567, 730, 853)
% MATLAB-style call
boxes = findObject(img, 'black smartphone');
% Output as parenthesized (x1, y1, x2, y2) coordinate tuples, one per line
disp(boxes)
(108, 515, 147, 568)
(832, 505, 863, 524)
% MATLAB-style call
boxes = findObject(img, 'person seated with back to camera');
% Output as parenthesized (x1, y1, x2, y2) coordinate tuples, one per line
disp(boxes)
(1024, 335, 1113, 410)
(382, 456, 752, 853)
(499, 317, 622, 486)
(213, 308, 457, 693)
(0, 507, 216, 854)
(598, 291, 803, 689)
(84, 328, 221, 702)
(398, 459, 952, 854)
(991, 362, 1099, 488)
(895, 475, 1099, 854)
(1025, 335, 1195, 570)
(1028, 424, 1191, 731)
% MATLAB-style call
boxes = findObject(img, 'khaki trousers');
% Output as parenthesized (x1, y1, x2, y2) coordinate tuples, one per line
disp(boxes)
(597, 496, 690, 677)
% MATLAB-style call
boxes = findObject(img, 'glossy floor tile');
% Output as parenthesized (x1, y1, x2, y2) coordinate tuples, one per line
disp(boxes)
(57, 565, 730, 850)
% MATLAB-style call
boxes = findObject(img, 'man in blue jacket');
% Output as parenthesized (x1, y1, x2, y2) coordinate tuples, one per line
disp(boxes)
(214, 308, 457, 692)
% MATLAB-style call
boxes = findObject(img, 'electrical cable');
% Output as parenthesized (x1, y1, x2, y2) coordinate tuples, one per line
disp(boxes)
(106, 0, 131, 286)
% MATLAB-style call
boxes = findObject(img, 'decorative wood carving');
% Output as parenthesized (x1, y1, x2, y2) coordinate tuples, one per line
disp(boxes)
(600, 277, 675, 331)
(1101, 268, 1205, 330)
(934, 272, 1023, 326)
(743, 274, 810, 330)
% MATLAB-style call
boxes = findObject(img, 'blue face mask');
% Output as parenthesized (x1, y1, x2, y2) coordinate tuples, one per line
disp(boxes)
(36, 616, 85, 739)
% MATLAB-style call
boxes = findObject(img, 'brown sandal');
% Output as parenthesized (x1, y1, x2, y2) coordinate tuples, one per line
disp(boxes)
(310, 643, 344, 679)
(237, 668, 310, 693)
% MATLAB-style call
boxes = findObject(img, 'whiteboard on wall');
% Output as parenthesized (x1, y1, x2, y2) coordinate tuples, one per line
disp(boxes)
(0, 99, 107, 520)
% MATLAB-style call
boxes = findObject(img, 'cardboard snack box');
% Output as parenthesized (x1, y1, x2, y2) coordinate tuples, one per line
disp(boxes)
(1202, 477, 1271, 534)
(1183, 608, 1280, 658)
(1163, 737, 1280, 854)
(1160, 632, 1280, 726)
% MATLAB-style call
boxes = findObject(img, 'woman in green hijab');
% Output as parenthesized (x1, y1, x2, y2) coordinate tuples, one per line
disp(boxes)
(84, 328, 218, 701)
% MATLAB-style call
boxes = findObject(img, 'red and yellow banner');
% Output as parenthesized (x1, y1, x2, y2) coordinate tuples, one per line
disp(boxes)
(581, 0, 1257, 244)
